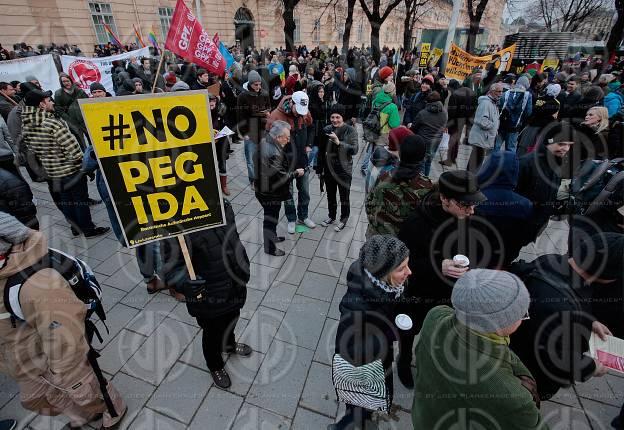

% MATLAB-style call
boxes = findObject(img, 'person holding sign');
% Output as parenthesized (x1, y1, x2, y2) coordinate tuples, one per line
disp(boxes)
(161, 200, 251, 389)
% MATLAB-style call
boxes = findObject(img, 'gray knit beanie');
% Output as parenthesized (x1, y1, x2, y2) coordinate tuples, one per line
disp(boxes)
(171, 81, 190, 92)
(359, 235, 409, 279)
(451, 269, 530, 333)
(247, 70, 262, 85)
(0, 212, 32, 254)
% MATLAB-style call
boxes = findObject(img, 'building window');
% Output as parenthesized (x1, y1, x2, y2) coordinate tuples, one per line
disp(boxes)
(357, 22, 363, 40)
(313, 19, 321, 43)
(294, 17, 301, 43)
(159, 7, 174, 37)
(89, 2, 118, 45)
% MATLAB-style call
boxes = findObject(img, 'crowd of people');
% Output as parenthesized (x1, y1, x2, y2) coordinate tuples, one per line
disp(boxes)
(0, 40, 623, 430)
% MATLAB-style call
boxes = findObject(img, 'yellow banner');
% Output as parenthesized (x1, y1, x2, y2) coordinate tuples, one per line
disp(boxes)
(429, 47, 443, 67)
(541, 58, 559, 73)
(79, 91, 225, 247)
(419, 43, 431, 68)
(445, 43, 517, 83)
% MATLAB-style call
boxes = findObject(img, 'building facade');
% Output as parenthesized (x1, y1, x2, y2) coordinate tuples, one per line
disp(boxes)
(0, 0, 504, 56)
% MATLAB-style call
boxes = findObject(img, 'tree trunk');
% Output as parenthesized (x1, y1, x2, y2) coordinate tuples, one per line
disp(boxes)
(282, 6, 296, 53)
(342, 0, 356, 54)
(370, 19, 381, 62)
(465, 18, 480, 54)
(403, 10, 413, 51)
(604, 0, 624, 67)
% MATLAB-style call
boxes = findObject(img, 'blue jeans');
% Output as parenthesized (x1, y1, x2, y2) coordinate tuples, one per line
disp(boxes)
(136, 242, 162, 283)
(244, 138, 256, 184)
(308, 146, 319, 167)
(48, 172, 96, 233)
(360, 142, 373, 174)
(495, 131, 519, 152)
(284, 170, 310, 222)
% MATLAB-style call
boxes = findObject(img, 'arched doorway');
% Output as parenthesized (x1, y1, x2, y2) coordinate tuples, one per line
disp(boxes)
(234, 7, 255, 53)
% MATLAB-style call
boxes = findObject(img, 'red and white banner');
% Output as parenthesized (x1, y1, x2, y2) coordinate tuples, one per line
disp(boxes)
(165, 0, 226, 76)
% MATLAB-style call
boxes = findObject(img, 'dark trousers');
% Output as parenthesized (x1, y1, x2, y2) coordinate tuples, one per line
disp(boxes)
(325, 172, 352, 221)
(47, 172, 96, 232)
(196, 310, 240, 372)
(467, 146, 487, 173)
(259, 199, 282, 252)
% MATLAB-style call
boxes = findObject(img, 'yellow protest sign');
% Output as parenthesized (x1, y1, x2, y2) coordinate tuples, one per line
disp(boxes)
(419, 43, 431, 68)
(79, 91, 225, 247)
(541, 58, 559, 72)
(445, 43, 517, 83)
(429, 47, 443, 67)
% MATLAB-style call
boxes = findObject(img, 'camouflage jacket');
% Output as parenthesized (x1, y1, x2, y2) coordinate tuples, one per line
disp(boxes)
(365, 174, 433, 238)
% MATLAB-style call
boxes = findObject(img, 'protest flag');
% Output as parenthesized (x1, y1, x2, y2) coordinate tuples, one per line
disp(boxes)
(133, 24, 146, 47)
(148, 26, 159, 53)
(165, 0, 226, 76)
(103, 24, 123, 49)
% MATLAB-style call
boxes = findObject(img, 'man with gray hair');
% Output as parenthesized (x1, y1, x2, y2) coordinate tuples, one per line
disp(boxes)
(254, 120, 304, 256)
(467, 82, 503, 172)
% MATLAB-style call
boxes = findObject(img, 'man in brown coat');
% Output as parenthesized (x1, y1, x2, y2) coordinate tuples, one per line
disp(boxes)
(0, 212, 126, 429)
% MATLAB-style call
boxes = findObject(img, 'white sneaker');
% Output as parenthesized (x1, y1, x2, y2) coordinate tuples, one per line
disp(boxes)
(298, 218, 316, 229)
(287, 222, 296, 234)
(334, 221, 346, 232)
(320, 217, 335, 227)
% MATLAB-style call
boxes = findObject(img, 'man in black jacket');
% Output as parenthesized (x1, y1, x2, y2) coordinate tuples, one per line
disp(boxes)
(254, 120, 304, 256)
(0, 164, 38, 229)
(516, 122, 573, 240)
(510, 233, 623, 400)
(161, 200, 251, 389)
(397, 170, 486, 387)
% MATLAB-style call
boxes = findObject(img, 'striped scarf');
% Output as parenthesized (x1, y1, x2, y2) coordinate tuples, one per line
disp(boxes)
(363, 269, 404, 298)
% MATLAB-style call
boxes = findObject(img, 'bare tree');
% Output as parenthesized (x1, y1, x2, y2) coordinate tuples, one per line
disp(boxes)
(466, 0, 489, 53)
(280, 0, 301, 52)
(359, 0, 404, 61)
(604, 0, 624, 66)
(530, 0, 608, 32)
(403, 0, 430, 51)
(343, 0, 357, 54)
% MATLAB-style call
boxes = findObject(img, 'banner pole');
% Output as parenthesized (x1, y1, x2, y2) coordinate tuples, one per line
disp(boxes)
(177, 235, 197, 280)
(151, 50, 166, 93)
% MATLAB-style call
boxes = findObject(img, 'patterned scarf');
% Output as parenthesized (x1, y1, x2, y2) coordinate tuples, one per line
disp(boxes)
(364, 268, 404, 298)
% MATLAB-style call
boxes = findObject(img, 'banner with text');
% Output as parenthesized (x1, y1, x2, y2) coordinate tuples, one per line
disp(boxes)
(79, 91, 225, 247)
(0, 55, 60, 93)
(61, 47, 151, 96)
(165, 0, 226, 76)
(419, 43, 431, 68)
(445, 43, 517, 83)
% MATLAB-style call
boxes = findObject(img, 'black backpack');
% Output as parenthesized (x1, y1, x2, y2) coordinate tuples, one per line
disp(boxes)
(2, 248, 119, 417)
(363, 101, 392, 142)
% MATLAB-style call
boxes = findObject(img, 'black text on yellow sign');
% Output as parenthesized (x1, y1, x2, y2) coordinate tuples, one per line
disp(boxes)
(79, 92, 225, 247)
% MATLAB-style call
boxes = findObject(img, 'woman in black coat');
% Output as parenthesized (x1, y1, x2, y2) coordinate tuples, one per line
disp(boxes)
(308, 81, 330, 170)
(330, 235, 411, 430)
(161, 200, 251, 389)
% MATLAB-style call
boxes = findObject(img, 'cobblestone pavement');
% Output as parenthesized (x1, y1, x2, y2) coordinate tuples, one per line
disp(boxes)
(1, 129, 622, 430)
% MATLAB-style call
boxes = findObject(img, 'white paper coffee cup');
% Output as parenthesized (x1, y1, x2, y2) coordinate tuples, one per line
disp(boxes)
(395, 314, 413, 331)
(453, 254, 470, 268)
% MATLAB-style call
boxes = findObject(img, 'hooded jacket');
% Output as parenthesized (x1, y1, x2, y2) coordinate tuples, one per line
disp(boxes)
(54, 73, 89, 145)
(116, 78, 137, 96)
(604, 91, 623, 118)
(265, 96, 313, 169)
(21, 106, 83, 178)
(499, 77, 533, 130)
(410, 101, 448, 149)
(468, 95, 500, 149)
(372, 91, 400, 134)
(475, 151, 534, 268)
(0, 231, 90, 381)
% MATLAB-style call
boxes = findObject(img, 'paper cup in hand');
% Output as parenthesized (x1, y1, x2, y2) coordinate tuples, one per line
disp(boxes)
(453, 254, 470, 268)
(395, 314, 413, 331)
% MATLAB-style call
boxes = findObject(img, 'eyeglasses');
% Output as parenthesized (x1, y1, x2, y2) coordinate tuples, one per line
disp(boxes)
(453, 199, 476, 210)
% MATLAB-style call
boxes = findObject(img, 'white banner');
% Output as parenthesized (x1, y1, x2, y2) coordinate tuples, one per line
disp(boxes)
(0, 55, 60, 93)
(61, 47, 151, 96)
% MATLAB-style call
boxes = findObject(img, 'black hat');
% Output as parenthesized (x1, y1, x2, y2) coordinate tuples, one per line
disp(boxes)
(360, 235, 410, 279)
(90, 82, 106, 93)
(329, 103, 345, 119)
(399, 135, 426, 164)
(574, 233, 624, 281)
(541, 121, 578, 146)
(24, 89, 52, 106)
(438, 171, 487, 204)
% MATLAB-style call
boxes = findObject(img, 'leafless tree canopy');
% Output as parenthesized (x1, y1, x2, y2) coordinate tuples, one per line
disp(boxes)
(528, 0, 609, 32)
(403, 0, 431, 51)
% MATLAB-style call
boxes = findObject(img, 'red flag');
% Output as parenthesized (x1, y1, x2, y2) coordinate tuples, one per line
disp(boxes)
(165, 0, 226, 76)
(213, 33, 220, 45)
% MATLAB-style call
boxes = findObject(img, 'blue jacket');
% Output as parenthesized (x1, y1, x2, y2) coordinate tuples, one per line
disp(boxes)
(476, 150, 533, 220)
(604, 91, 623, 118)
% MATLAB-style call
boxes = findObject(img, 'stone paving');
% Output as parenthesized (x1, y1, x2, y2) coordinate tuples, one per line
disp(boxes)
(1, 129, 623, 430)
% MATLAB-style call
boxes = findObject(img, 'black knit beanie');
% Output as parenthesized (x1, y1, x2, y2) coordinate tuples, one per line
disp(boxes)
(360, 235, 410, 279)
(399, 135, 427, 165)
(330, 103, 345, 119)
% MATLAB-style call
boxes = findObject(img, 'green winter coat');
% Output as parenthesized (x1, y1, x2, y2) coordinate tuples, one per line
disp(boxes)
(412, 306, 549, 430)
(372, 91, 400, 134)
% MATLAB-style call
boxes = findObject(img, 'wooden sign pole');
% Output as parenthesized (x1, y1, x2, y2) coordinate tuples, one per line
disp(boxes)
(177, 235, 197, 280)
